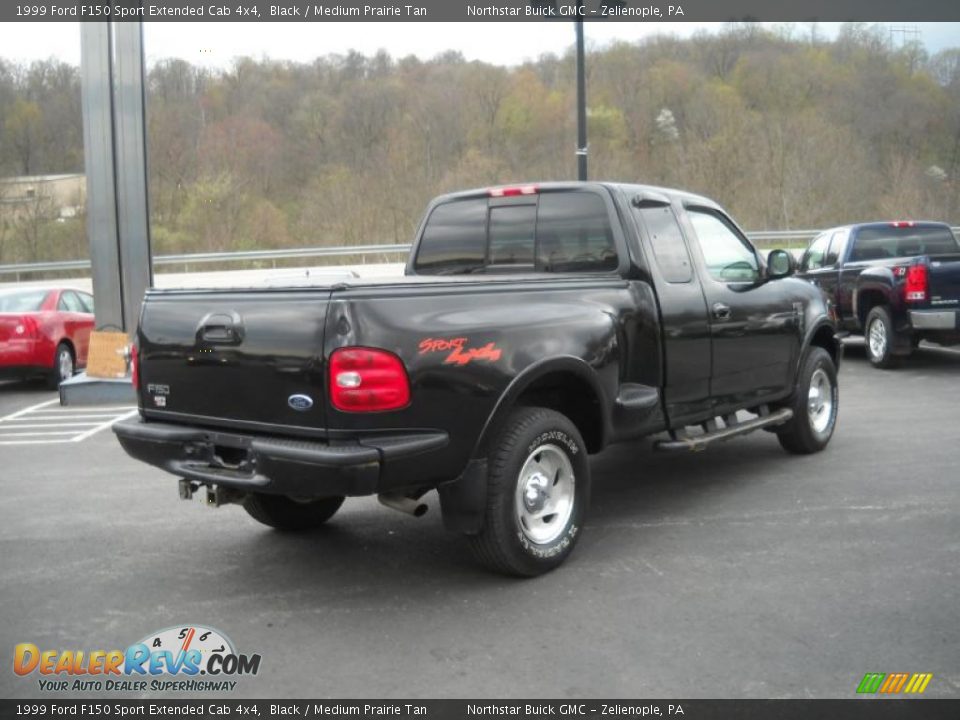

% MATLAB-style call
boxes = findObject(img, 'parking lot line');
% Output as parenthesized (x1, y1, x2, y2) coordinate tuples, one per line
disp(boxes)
(0, 401, 137, 445)
(71, 409, 139, 442)
(0, 398, 60, 422)
(0, 422, 107, 429)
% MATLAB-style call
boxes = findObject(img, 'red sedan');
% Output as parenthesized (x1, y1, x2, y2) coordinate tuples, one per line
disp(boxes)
(0, 286, 96, 388)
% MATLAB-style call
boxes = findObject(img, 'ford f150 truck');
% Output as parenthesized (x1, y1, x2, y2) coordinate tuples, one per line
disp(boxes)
(797, 221, 960, 368)
(115, 182, 841, 576)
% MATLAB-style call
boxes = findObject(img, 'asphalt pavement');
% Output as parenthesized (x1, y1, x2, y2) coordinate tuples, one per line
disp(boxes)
(1, 343, 958, 699)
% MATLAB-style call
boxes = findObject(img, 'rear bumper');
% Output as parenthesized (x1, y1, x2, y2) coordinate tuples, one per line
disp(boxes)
(909, 309, 959, 330)
(909, 309, 960, 345)
(113, 418, 448, 498)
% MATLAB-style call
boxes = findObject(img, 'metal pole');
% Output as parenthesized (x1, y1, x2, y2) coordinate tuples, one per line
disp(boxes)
(113, 20, 154, 324)
(80, 22, 124, 330)
(575, 8, 588, 181)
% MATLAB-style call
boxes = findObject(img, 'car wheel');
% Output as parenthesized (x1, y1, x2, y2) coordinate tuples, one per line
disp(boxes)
(48, 343, 75, 389)
(776, 346, 839, 455)
(242, 493, 344, 530)
(468, 407, 590, 577)
(864, 306, 900, 369)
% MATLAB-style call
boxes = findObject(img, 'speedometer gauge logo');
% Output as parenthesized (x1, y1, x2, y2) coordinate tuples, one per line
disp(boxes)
(137, 625, 235, 668)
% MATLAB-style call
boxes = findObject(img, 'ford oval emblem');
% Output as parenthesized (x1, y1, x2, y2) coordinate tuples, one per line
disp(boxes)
(288, 394, 314, 411)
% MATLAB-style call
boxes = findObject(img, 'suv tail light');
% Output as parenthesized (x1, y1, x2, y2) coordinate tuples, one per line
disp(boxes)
(329, 347, 410, 412)
(904, 263, 928, 303)
(130, 343, 140, 390)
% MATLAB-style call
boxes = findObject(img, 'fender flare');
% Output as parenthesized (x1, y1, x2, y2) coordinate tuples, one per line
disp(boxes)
(470, 354, 612, 461)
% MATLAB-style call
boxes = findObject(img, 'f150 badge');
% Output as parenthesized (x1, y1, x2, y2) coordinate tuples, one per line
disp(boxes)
(419, 337, 502, 366)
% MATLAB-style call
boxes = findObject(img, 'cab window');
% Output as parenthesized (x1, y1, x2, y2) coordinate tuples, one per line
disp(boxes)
(639, 205, 692, 283)
(414, 191, 618, 275)
(687, 209, 759, 283)
(802, 234, 831, 272)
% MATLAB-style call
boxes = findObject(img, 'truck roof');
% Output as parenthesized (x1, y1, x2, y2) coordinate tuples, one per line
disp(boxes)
(436, 181, 723, 211)
(817, 220, 954, 234)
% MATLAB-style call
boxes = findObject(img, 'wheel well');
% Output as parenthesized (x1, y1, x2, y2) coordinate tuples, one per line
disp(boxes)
(514, 371, 604, 453)
(808, 325, 838, 367)
(57, 339, 75, 360)
(857, 290, 887, 326)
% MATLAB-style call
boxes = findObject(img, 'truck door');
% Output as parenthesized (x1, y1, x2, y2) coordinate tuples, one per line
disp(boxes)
(799, 229, 849, 327)
(681, 205, 800, 409)
(631, 198, 712, 426)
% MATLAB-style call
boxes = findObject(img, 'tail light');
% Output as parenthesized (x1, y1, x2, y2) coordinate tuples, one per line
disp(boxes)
(904, 264, 928, 303)
(329, 347, 410, 413)
(14, 316, 37, 339)
(130, 343, 140, 390)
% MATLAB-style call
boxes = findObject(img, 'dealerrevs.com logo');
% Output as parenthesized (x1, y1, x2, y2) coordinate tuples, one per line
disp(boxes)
(13, 625, 261, 693)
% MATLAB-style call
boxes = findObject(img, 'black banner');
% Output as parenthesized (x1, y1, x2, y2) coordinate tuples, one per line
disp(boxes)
(3, 0, 960, 23)
(2, 700, 960, 720)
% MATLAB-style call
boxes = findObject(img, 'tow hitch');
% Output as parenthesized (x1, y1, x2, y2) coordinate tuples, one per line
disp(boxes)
(178, 479, 245, 507)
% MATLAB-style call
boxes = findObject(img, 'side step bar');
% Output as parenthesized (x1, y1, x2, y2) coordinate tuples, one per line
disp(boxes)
(654, 407, 793, 452)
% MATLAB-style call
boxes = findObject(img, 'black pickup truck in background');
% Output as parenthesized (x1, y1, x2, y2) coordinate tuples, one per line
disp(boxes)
(115, 182, 841, 576)
(797, 222, 960, 368)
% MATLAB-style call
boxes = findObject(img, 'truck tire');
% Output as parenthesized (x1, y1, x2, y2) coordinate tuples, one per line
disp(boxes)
(242, 493, 344, 531)
(776, 347, 838, 455)
(864, 306, 900, 369)
(468, 407, 590, 577)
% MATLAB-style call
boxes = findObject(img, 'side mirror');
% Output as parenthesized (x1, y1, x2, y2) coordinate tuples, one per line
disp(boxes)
(767, 249, 796, 279)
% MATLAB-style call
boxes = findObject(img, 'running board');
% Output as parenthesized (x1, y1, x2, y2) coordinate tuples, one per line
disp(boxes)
(654, 408, 794, 452)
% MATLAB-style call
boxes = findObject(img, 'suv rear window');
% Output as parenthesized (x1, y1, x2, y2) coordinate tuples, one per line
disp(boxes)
(414, 191, 617, 275)
(850, 226, 959, 262)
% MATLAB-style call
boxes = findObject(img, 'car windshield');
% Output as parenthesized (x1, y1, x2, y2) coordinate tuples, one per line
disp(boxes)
(0, 289, 49, 313)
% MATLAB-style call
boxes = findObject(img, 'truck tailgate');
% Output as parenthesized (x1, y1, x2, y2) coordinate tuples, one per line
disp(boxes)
(928, 254, 960, 307)
(137, 289, 331, 435)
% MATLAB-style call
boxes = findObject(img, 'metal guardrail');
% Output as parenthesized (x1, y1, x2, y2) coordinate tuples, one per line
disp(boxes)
(0, 243, 411, 280)
(3, 229, 959, 280)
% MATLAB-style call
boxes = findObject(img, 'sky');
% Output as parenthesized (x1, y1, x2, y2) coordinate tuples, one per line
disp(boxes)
(1, 21, 959, 68)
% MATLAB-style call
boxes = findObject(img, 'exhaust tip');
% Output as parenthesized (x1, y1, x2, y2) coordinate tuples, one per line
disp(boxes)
(378, 493, 428, 518)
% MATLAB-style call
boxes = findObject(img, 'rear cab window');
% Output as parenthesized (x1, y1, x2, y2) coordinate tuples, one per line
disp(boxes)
(413, 189, 619, 275)
(850, 225, 960, 262)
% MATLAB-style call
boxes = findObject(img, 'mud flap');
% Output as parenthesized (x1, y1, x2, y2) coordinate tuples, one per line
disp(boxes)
(438, 458, 487, 535)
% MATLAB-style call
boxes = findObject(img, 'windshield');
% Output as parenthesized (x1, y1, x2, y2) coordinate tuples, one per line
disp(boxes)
(0, 289, 50, 313)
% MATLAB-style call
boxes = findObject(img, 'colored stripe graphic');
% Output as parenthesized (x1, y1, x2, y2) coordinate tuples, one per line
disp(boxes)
(857, 672, 932, 694)
(857, 673, 885, 693)
(879, 673, 909, 693)
(903, 673, 933, 694)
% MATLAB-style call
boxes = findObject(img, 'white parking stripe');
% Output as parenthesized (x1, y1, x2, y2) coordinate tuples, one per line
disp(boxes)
(0, 401, 137, 445)
(0, 430, 80, 437)
(0, 399, 60, 422)
(0, 422, 104, 429)
(33, 406, 139, 413)
(71, 409, 138, 442)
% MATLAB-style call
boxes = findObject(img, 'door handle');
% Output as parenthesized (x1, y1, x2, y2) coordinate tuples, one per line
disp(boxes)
(712, 303, 732, 321)
(196, 311, 245, 345)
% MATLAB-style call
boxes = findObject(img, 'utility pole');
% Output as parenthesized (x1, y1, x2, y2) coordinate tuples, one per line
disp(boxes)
(575, 7, 588, 181)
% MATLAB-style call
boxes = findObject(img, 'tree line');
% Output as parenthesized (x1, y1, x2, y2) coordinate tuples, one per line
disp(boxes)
(1, 22, 959, 267)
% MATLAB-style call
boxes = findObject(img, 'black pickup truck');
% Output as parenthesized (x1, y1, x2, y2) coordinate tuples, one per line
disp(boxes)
(797, 221, 960, 368)
(115, 182, 841, 576)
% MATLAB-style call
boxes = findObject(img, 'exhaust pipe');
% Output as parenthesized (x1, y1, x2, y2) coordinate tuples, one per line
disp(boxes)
(378, 493, 428, 518)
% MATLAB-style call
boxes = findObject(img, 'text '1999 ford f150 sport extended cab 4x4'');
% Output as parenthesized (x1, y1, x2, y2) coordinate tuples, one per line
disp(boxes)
(115, 183, 842, 576)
